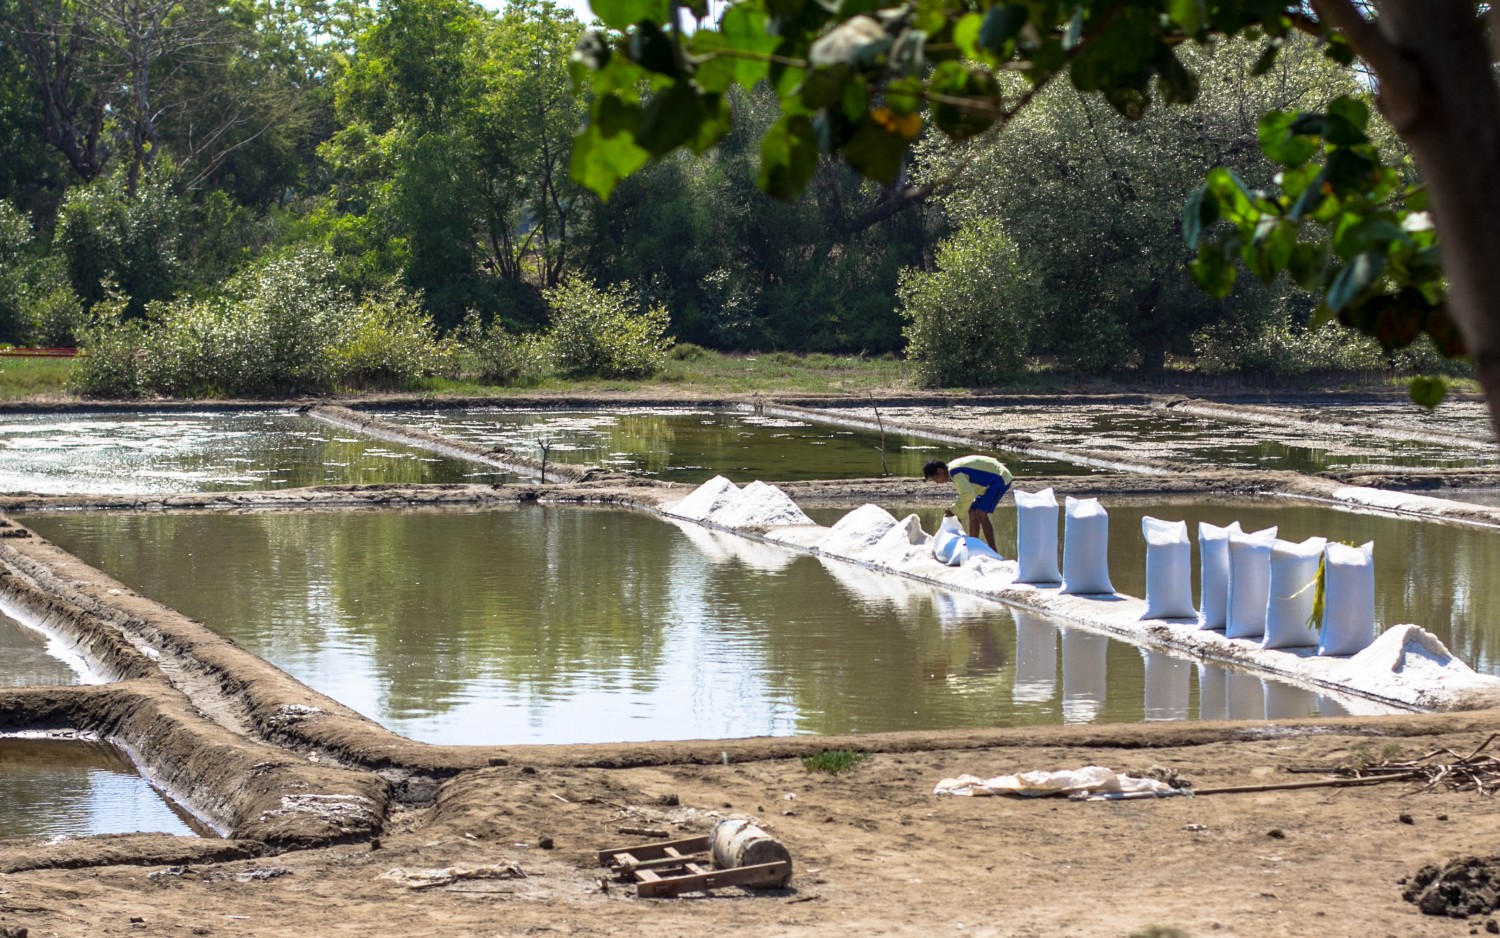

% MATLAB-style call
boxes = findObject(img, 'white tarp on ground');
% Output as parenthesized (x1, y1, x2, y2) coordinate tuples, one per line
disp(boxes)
(932, 766, 1181, 798)
(658, 479, 1500, 713)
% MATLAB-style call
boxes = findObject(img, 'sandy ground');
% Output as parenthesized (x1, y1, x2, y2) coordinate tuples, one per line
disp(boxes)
(5, 725, 1500, 937)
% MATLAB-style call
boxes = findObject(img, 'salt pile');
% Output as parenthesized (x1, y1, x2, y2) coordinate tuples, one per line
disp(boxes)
(671, 475, 741, 521)
(710, 480, 815, 528)
(819, 504, 898, 559)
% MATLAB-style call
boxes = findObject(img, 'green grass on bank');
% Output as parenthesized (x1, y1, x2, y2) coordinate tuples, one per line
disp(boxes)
(0, 357, 74, 399)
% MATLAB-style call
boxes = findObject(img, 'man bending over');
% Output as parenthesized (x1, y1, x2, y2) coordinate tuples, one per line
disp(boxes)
(923, 455, 1013, 553)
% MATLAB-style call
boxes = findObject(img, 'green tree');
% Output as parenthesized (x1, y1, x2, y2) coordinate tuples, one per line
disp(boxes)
(569, 0, 1495, 417)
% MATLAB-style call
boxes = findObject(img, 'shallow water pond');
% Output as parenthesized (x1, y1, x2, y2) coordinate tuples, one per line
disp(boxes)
(0, 611, 80, 686)
(24, 507, 1368, 745)
(372, 407, 1094, 482)
(846, 405, 1499, 472)
(0, 738, 206, 840)
(0, 410, 512, 495)
(812, 495, 1500, 675)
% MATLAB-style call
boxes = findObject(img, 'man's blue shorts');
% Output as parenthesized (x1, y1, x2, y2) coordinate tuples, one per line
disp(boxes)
(952, 467, 1011, 514)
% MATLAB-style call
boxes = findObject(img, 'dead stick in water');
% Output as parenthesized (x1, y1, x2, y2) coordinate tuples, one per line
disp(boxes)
(1193, 771, 1424, 796)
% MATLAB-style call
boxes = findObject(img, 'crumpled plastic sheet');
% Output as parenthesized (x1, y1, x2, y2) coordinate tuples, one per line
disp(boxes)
(932, 765, 1187, 801)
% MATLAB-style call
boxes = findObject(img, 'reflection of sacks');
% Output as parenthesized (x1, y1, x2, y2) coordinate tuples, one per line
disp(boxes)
(933, 515, 965, 564)
(1226, 526, 1278, 639)
(1319, 541, 1376, 656)
(1061, 497, 1113, 595)
(1015, 488, 1062, 584)
(1263, 536, 1327, 649)
(1141, 517, 1194, 619)
(951, 535, 1003, 566)
(1198, 521, 1242, 630)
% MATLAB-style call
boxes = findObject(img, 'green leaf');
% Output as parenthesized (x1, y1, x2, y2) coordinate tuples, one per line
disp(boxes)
(1205, 167, 1256, 223)
(1190, 242, 1236, 299)
(1257, 111, 1317, 167)
(953, 12, 983, 59)
(1409, 375, 1448, 409)
(1287, 242, 1326, 291)
(842, 114, 907, 183)
(759, 115, 818, 201)
(798, 65, 849, 109)
(1167, 0, 1206, 34)
(1323, 32, 1357, 66)
(977, 4, 1026, 56)
(1155, 46, 1198, 106)
(628, 22, 683, 78)
(1251, 38, 1280, 76)
(571, 120, 650, 200)
(637, 82, 706, 156)
(929, 63, 999, 139)
(1181, 183, 1218, 249)
(1326, 251, 1384, 312)
(1325, 147, 1376, 192)
(589, 0, 669, 32)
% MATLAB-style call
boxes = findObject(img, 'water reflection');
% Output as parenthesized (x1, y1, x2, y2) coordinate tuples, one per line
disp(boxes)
(0, 411, 510, 495)
(376, 408, 1091, 482)
(0, 612, 79, 686)
(27, 508, 1384, 744)
(0, 738, 205, 840)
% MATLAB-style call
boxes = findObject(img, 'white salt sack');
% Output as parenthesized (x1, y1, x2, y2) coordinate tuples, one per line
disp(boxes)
(1262, 536, 1327, 649)
(671, 475, 740, 520)
(1014, 488, 1062, 584)
(819, 504, 898, 559)
(1061, 496, 1114, 595)
(710, 480, 814, 528)
(1198, 520, 1242, 629)
(1320, 541, 1376, 656)
(1225, 526, 1278, 639)
(952, 536, 1004, 566)
(1141, 517, 1194, 620)
(933, 514, 965, 565)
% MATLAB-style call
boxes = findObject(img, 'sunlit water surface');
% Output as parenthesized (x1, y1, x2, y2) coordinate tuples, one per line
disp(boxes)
(24, 507, 1370, 745)
(0, 410, 512, 494)
(372, 407, 1096, 482)
(0, 738, 205, 840)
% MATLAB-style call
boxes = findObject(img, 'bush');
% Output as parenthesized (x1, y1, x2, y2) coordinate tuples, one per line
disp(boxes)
(70, 293, 147, 398)
(899, 219, 1042, 387)
(327, 289, 460, 390)
(1194, 318, 1392, 376)
(459, 312, 555, 385)
(544, 278, 673, 378)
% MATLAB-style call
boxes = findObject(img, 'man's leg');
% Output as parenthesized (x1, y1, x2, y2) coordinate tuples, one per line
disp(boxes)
(969, 507, 997, 552)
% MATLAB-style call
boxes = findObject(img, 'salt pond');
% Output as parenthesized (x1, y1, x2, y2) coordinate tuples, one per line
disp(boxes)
(22, 507, 1366, 744)
(809, 495, 1500, 676)
(835, 404, 1500, 472)
(370, 407, 1095, 481)
(0, 410, 513, 495)
(0, 737, 205, 840)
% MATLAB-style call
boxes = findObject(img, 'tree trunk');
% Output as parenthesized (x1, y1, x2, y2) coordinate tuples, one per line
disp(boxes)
(1366, 2, 1500, 441)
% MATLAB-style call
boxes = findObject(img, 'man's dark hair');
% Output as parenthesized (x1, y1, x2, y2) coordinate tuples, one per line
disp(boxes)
(922, 460, 947, 480)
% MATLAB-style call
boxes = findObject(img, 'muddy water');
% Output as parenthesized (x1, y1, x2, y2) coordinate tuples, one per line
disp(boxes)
(811, 496, 1500, 674)
(0, 612, 79, 686)
(372, 408, 1093, 482)
(854, 405, 1499, 471)
(24, 507, 1366, 744)
(0, 738, 205, 840)
(0, 411, 511, 495)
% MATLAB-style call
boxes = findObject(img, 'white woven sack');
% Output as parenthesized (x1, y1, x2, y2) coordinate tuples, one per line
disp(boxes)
(1061, 497, 1114, 595)
(1197, 521, 1242, 629)
(1014, 487, 1062, 584)
(952, 536, 1003, 566)
(1225, 526, 1278, 639)
(1262, 536, 1328, 649)
(1141, 517, 1194, 619)
(932, 515, 965, 565)
(1319, 541, 1376, 656)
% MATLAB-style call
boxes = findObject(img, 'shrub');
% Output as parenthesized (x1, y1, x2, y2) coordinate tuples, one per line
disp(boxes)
(802, 750, 870, 774)
(1194, 318, 1395, 376)
(70, 293, 147, 398)
(899, 219, 1042, 387)
(459, 312, 555, 385)
(544, 278, 673, 379)
(327, 288, 460, 390)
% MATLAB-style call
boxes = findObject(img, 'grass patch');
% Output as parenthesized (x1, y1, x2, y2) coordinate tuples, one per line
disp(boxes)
(801, 750, 870, 774)
(0, 357, 74, 399)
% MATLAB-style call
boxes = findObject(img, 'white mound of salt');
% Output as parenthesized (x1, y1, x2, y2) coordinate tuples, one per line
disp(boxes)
(671, 475, 740, 520)
(819, 504, 898, 559)
(710, 480, 814, 528)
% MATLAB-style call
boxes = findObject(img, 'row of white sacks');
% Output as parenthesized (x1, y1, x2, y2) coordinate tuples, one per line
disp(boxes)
(665, 475, 1500, 711)
(995, 488, 1374, 657)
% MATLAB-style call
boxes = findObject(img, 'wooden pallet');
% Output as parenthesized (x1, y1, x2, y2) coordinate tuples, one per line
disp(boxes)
(597, 834, 792, 898)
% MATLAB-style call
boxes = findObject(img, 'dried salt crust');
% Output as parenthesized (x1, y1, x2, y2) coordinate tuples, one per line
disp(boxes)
(664, 476, 1500, 714)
